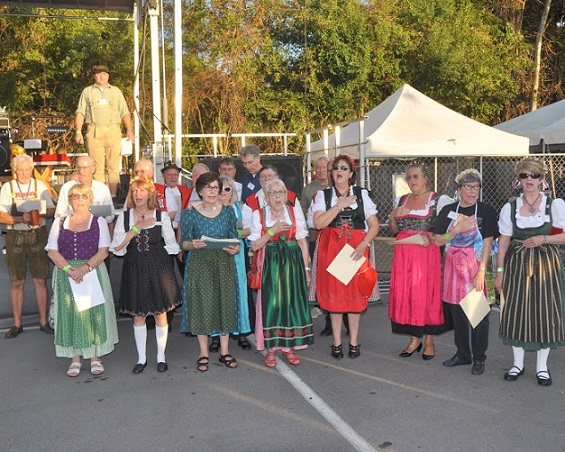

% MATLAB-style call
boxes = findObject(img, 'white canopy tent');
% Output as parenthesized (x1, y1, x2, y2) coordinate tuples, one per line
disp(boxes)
(308, 84, 529, 159)
(494, 99, 565, 148)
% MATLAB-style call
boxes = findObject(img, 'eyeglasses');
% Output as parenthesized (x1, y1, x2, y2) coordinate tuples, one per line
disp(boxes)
(332, 165, 349, 171)
(519, 173, 541, 179)
(241, 158, 257, 167)
(405, 174, 422, 181)
(203, 185, 220, 192)
(461, 184, 481, 191)
(71, 194, 90, 200)
(267, 190, 287, 196)
(222, 187, 232, 192)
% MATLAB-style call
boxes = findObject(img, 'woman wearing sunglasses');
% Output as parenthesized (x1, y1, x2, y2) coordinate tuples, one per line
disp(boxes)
(494, 158, 565, 386)
(207, 176, 251, 353)
(46, 184, 118, 377)
(388, 162, 450, 360)
(433, 170, 498, 375)
(313, 154, 380, 359)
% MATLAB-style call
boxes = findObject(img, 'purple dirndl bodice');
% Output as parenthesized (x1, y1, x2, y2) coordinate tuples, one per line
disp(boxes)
(57, 216, 100, 260)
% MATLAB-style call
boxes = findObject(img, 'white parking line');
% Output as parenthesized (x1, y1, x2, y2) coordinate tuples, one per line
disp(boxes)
(249, 335, 378, 452)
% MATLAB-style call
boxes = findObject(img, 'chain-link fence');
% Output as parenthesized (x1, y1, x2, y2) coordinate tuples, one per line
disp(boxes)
(365, 154, 565, 282)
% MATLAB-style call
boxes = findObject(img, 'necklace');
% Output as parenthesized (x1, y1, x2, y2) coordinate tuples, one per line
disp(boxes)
(411, 190, 430, 199)
(135, 208, 150, 220)
(523, 193, 541, 214)
(201, 204, 218, 212)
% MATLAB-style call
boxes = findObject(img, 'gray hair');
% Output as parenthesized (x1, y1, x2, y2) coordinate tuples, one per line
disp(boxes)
(13, 154, 33, 169)
(457, 171, 482, 187)
(240, 144, 260, 159)
(219, 175, 238, 204)
(192, 162, 210, 173)
(264, 178, 286, 193)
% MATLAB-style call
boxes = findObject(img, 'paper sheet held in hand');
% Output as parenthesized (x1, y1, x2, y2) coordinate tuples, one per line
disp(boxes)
(459, 288, 491, 329)
(326, 243, 366, 286)
(69, 271, 106, 312)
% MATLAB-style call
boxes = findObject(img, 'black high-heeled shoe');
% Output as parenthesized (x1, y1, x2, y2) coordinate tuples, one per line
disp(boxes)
(399, 342, 422, 357)
(331, 344, 344, 359)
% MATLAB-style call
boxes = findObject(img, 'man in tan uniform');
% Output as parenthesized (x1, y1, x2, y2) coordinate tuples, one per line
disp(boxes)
(75, 63, 134, 199)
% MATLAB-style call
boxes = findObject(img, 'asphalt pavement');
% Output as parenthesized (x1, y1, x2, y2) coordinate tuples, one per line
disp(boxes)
(1, 242, 565, 451)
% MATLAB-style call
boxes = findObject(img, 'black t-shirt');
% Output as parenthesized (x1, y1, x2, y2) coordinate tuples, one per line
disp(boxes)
(434, 201, 498, 239)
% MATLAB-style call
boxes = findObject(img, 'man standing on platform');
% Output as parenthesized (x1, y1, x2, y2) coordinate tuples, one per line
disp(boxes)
(240, 144, 263, 201)
(74, 62, 134, 201)
(0, 154, 55, 338)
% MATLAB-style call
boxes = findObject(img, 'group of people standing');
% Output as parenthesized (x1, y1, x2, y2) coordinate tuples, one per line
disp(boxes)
(387, 159, 565, 385)
(2, 137, 564, 388)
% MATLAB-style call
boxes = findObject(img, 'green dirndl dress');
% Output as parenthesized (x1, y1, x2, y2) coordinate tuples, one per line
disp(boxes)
(500, 198, 565, 350)
(258, 206, 314, 350)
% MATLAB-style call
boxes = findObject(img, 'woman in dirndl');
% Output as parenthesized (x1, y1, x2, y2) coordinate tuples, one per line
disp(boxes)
(47, 183, 118, 377)
(388, 162, 450, 360)
(494, 158, 565, 386)
(433, 169, 498, 375)
(313, 154, 380, 360)
(250, 178, 313, 367)
(112, 178, 182, 374)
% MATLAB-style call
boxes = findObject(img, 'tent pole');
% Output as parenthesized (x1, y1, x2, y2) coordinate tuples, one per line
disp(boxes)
(359, 119, 365, 188)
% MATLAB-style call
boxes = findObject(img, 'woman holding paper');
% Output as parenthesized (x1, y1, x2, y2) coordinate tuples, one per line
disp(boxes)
(46, 184, 118, 377)
(250, 178, 313, 367)
(206, 176, 251, 353)
(313, 155, 380, 360)
(494, 158, 565, 386)
(112, 178, 181, 374)
(388, 162, 449, 360)
(433, 169, 497, 375)
(179, 172, 241, 372)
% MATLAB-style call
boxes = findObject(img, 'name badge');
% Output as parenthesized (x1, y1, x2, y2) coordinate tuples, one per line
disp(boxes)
(447, 211, 459, 221)
(98, 98, 108, 105)
(247, 182, 255, 190)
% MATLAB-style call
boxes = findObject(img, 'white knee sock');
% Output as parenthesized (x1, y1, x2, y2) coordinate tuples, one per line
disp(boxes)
(536, 348, 550, 374)
(511, 346, 525, 372)
(133, 324, 147, 365)
(156, 325, 168, 363)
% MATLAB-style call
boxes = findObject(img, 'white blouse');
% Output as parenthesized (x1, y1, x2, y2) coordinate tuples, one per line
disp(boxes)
(111, 209, 180, 256)
(498, 194, 565, 236)
(248, 204, 308, 241)
(46, 215, 110, 251)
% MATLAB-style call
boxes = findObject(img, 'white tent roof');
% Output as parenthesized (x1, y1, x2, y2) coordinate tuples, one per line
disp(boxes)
(494, 99, 565, 146)
(309, 84, 529, 158)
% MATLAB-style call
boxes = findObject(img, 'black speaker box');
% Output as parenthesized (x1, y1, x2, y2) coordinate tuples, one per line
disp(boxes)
(205, 155, 304, 198)
(0, 136, 11, 177)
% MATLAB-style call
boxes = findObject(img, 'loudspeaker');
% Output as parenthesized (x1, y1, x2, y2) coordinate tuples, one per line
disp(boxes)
(0, 136, 10, 177)
(205, 155, 304, 198)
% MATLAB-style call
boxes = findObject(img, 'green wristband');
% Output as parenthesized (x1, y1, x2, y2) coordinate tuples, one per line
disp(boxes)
(444, 232, 450, 242)
(75, 130, 82, 135)
(267, 229, 275, 237)
(63, 265, 71, 273)
(131, 225, 141, 234)
(237, 229, 243, 239)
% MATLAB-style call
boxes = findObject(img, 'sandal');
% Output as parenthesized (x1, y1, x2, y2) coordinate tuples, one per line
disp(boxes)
(66, 361, 82, 378)
(90, 359, 104, 375)
(196, 357, 209, 372)
(219, 353, 238, 369)
(265, 351, 277, 368)
(282, 350, 301, 366)
(237, 336, 252, 350)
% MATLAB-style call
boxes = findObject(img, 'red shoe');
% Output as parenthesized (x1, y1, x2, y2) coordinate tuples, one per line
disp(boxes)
(265, 351, 277, 368)
(282, 350, 301, 366)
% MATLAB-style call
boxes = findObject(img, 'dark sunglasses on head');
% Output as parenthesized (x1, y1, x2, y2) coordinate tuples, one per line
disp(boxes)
(333, 165, 349, 171)
(518, 173, 541, 179)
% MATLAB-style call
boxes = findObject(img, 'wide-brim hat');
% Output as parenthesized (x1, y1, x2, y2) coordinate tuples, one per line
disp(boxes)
(92, 63, 110, 75)
(161, 160, 182, 173)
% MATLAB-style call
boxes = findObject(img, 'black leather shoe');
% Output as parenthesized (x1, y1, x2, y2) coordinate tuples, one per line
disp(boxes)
(40, 323, 54, 334)
(537, 370, 552, 386)
(503, 366, 524, 381)
(331, 344, 344, 359)
(5, 326, 23, 339)
(348, 343, 361, 359)
(157, 362, 168, 373)
(132, 362, 147, 374)
(442, 355, 472, 367)
(209, 337, 220, 353)
(237, 336, 252, 350)
(399, 342, 422, 357)
(471, 360, 485, 375)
